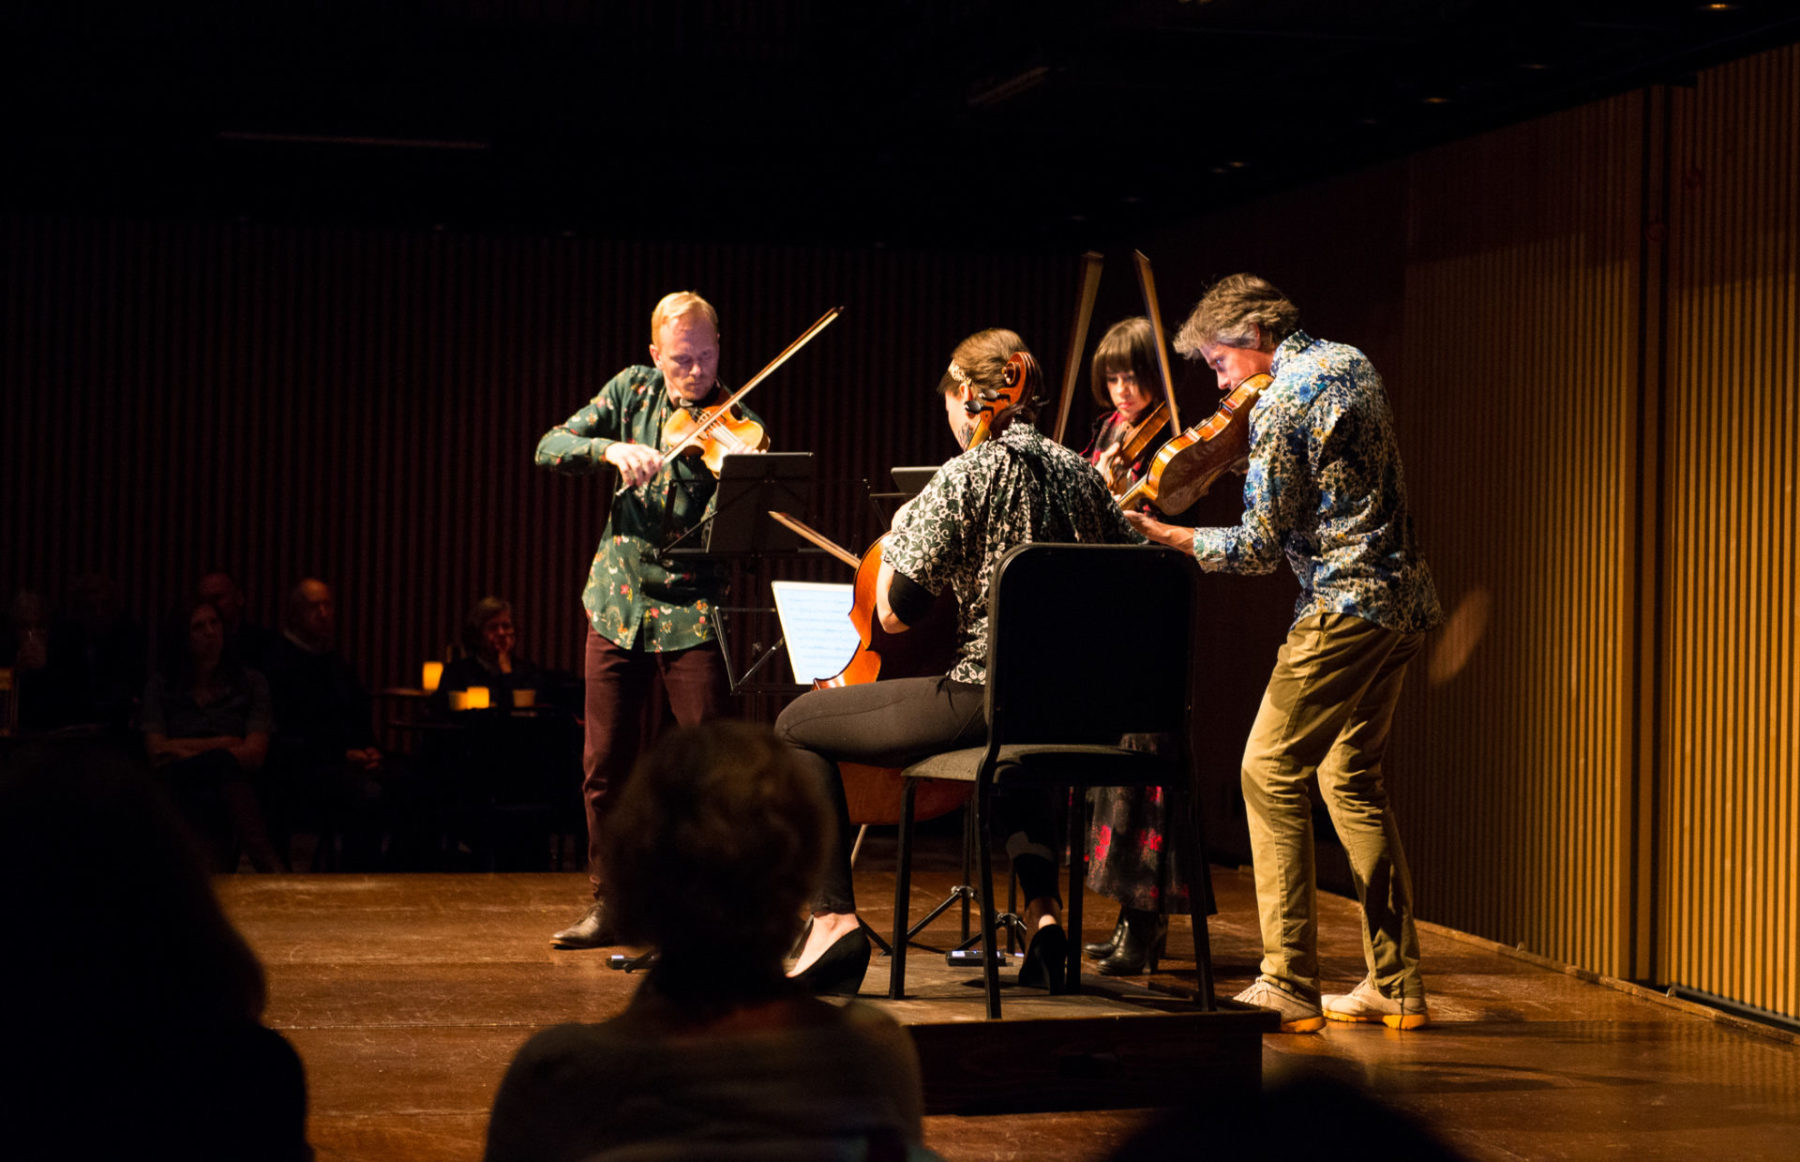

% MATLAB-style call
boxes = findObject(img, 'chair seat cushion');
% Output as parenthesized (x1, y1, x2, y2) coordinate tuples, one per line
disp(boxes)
(899, 744, 1179, 787)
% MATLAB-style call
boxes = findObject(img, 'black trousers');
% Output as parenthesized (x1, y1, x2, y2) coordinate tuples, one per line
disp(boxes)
(773, 675, 1060, 914)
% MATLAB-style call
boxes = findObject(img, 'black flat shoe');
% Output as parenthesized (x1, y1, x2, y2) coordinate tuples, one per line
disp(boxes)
(1017, 922, 1069, 993)
(1097, 909, 1167, 977)
(1083, 910, 1127, 961)
(791, 927, 871, 997)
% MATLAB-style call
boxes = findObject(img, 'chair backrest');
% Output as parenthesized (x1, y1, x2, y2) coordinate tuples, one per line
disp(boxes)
(984, 543, 1197, 745)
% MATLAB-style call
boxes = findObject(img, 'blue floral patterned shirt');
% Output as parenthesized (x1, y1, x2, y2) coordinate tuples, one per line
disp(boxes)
(1190, 331, 1443, 635)
(886, 423, 1143, 683)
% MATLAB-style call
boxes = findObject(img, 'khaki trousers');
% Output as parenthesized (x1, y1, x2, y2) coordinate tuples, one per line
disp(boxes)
(1241, 613, 1425, 1002)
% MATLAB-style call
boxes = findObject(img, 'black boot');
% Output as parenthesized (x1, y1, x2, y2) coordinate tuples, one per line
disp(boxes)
(1097, 908, 1167, 976)
(1083, 910, 1127, 961)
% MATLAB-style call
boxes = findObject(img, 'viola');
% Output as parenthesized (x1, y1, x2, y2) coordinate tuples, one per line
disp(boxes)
(1101, 399, 1170, 495)
(661, 400, 768, 474)
(621, 306, 840, 493)
(1117, 373, 1271, 515)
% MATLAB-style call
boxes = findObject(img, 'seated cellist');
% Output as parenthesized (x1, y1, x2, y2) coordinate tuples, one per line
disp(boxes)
(774, 327, 1142, 997)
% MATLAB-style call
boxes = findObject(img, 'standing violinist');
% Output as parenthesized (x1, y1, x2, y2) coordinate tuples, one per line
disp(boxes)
(1125, 274, 1442, 1032)
(535, 291, 764, 950)
(1086, 317, 1173, 492)
(773, 328, 1143, 996)
(1078, 317, 1193, 977)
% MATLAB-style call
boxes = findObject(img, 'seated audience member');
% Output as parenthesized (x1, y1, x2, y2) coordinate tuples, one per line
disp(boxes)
(484, 721, 939, 1162)
(143, 597, 285, 872)
(430, 597, 569, 869)
(1107, 1062, 1462, 1161)
(261, 578, 402, 869)
(432, 596, 545, 715)
(40, 571, 147, 733)
(198, 569, 279, 668)
(0, 741, 312, 1161)
(1, 588, 52, 731)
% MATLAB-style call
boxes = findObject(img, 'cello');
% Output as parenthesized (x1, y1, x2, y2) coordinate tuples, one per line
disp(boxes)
(792, 349, 1042, 690)
(769, 352, 1041, 823)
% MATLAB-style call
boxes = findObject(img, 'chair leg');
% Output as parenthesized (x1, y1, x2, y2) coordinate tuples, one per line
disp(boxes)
(1065, 786, 1085, 996)
(889, 780, 917, 1000)
(976, 776, 1003, 1019)
(1172, 783, 1216, 1010)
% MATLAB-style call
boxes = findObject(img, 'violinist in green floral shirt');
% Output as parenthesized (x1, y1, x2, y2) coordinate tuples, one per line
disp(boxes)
(534, 291, 763, 950)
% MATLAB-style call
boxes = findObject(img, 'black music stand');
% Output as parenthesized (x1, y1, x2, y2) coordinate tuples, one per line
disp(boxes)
(662, 453, 814, 556)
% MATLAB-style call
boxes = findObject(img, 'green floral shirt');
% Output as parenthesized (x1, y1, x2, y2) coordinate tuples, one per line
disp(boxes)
(535, 366, 763, 652)
(884, 423, 1143, 684)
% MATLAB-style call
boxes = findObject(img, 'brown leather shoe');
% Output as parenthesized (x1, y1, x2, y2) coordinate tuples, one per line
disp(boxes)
(550, 901, 617, 949)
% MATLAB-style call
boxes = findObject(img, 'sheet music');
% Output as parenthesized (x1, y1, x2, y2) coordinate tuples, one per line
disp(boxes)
(769, 580, 861, 683)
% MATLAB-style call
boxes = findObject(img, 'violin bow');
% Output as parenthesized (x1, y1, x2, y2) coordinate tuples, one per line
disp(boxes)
(1051, 251, 1104, 447)
(660, 305, 844, 462)
(1132, 251, 1183, 434)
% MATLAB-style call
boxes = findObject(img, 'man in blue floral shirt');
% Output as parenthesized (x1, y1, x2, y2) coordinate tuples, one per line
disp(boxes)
(535, 291, 760, 948)
(1129, 274, 1442, 1032)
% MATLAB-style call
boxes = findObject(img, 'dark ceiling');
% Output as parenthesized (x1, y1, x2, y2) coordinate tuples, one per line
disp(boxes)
(9, 1, 1800, 248)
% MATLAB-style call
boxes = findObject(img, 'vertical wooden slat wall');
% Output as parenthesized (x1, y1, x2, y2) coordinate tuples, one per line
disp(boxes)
(1, 223, 1071, 694)
(1147, 42, 1799, 1016)
(6, 41, 1798, 1020)
(1388, 93, 1646, 976)
(1660, 47, 1800, 1018)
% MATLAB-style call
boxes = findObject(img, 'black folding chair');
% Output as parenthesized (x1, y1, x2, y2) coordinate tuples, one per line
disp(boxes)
(888, 542, 1217, 1018)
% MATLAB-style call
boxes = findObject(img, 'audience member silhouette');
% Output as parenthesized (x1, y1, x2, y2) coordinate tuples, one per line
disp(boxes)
(429, 597, 571, 870)
(0, 740, 312, 1161)
(143, 597, 285, 872)
(432, 596, 545, 716)
(484, 721, 939, 1162)
(39, 572, 146, 733)
(198, 569, 279, 668)
(1, 587, 52, 732)
(260, 578, 397, 869)
(1106, 1061, 1463, 1160)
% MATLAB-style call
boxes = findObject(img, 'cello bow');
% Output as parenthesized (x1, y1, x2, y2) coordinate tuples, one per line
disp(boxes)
(1132, 250, 1183, 434)
(1051, 251, 1105, 447)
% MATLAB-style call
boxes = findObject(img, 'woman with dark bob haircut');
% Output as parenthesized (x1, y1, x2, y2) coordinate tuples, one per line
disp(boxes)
(484, 720, 939, 1162)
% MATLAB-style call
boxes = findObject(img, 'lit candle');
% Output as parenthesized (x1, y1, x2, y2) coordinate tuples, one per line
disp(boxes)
(421, 661, 444, 693)
(465, 686, 491, 710)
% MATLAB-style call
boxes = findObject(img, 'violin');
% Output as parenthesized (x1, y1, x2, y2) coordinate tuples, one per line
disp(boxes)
(621, 306, 840, 493)
(1117, 373, 1271, 515)
(661, 399, 768, 474)
(1101, 399, 1170, 495)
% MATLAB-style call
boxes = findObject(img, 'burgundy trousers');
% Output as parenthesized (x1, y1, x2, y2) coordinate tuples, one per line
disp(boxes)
(581, 628, 730, 891)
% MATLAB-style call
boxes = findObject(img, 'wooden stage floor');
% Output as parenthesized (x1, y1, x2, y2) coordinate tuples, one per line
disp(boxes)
(218, 835, 1800, 1161)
